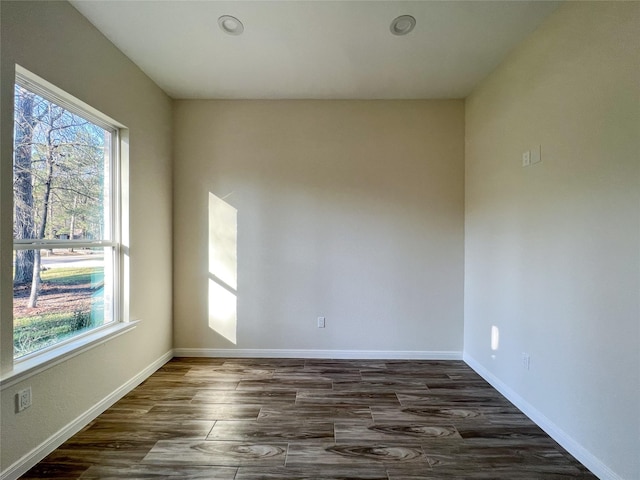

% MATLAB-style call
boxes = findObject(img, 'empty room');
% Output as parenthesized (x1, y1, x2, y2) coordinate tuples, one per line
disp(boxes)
(0, 1, 638, 479)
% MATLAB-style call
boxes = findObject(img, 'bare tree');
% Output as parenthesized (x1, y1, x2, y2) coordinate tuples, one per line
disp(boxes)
(13, 90, 37, 285)
(13, 84, 106, 306)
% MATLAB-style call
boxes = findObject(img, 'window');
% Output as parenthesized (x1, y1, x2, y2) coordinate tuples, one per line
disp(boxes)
(12, 68, 122, 360)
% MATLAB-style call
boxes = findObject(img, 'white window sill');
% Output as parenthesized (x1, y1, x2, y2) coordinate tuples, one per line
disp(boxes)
(0, 320, 139, 390)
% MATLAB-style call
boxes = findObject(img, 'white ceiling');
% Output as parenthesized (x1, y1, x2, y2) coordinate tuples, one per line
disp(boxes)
(70, 1, 561, 100)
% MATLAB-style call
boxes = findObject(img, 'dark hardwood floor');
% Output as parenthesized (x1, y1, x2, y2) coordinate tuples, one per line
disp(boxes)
(22, 358, 596, 479)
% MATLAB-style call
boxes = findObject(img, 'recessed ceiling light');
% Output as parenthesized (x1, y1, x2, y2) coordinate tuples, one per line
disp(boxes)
(390, 15, 416, 36)
(218, 15, 244, 36)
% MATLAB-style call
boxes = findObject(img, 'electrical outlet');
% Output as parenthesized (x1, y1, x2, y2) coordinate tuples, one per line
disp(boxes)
(522, 151, 531, 167)
(17, 387, 32, 412)
(317, 316, 326, 328)
(522, 353, 531, 371)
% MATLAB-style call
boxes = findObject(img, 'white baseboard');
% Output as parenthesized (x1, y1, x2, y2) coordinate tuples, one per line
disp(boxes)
(173, 348, 462, 360)
(0, 350, 174, 480)
(463, 353, 621, 480)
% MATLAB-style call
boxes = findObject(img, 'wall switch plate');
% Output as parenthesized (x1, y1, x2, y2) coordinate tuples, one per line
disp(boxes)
(522, 151, 531, 167)
(17, 387, 32, 412)
(531, 145, 541, 164)
(317, 316, 326, 328)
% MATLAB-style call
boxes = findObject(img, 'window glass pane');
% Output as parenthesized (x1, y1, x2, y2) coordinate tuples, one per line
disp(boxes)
(12, 75, 119, 361)
(13, 247, 115, 359)
(13, 83, 111, 244)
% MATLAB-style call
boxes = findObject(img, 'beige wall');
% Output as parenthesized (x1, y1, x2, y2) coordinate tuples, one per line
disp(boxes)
(1, 1, 173, 472)
(464, 2, 639, 478)
(173, 100, 465, 354)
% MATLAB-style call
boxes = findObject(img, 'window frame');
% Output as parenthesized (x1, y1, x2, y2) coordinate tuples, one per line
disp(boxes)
(4, 65, 132, 377)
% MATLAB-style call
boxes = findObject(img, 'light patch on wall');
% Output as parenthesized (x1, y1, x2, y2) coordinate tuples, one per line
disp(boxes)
(491, 325, 500, 354)
(208, 280, 237, 344)
(208, 192, 237, 344)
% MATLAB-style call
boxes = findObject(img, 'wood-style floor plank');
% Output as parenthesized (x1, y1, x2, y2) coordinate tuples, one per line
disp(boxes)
(207, 420, 335, 442)
(142, 440, 288, 466)
(236, 466, 389, 480)
(20, 358, 596, 479)
(334, 422, 462, 444)
(285, 443, 430, 467)
(257, 405, 373, 422)
(79, 465, 237, 479)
